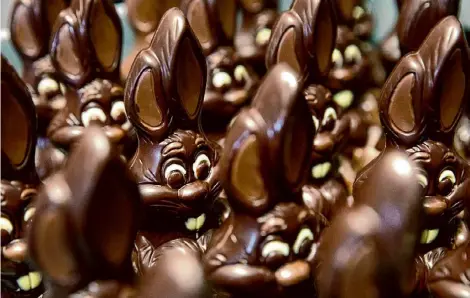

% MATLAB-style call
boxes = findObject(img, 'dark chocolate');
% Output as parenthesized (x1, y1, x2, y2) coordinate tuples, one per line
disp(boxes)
(333, 0, 373, 41)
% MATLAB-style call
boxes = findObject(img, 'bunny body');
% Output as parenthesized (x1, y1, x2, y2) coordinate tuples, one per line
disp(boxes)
(1, 57, 43, 297)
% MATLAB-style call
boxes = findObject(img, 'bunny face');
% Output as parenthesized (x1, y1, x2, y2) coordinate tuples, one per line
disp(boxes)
(333, 0, 373, 41)
(125, 9, 222, 248)
(1, 57, 42, 296)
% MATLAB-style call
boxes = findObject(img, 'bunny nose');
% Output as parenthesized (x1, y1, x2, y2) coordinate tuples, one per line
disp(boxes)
(423, 196, 447, 216)
(275, 260, 310, 287)
(104, 126, 125, 144)
(313, 133, 334, 154)
(3, 239, 27, 263)
(178, 181, 209, 202)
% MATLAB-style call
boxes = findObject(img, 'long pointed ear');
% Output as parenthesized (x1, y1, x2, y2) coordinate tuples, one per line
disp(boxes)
(1, 56, 37, 183)
(396, 0, 460, 55)
(28, 127, 140, 289)
(181, 0, 219, 55)
(212, 0, 237, 43)
(84, 0, 123, 75)
(266, 0, 337, 80)
(10, 0, 67, 60)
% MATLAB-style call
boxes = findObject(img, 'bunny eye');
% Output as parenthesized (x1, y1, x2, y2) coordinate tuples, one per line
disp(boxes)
(261, 240, 290, 258)
(333, 90, 354, 109)
(212, 70, 232, 89)
(322, 107, 337, 126)
(312, 116, 320, 132)
(37, 78, 59, 96)
(293, 228, 314, 256)
(438, 169, 456, 196)
(416, 172, 428, 189)
(110, 101, 127, 122)
(1, 216, 14, 235)
(164, 163, 187, 189)
(255, 28, 272, 46)
(331, 49, 343, 68)
(193, 154, 211, 180)
(81, 107, 107, 127)
(23, 207, 36, 222)
(234, 65, 249, 83)
(353, 6, 365, 19)
(344, 45, 362, 64)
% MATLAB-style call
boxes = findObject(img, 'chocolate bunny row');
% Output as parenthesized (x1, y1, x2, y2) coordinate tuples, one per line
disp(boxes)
(124, 7, 223, 273)
(203, 63, 326, 297)
(356, 16, 470, 255)
(1, 56, 43, 297)
(266, 0, 352, 220)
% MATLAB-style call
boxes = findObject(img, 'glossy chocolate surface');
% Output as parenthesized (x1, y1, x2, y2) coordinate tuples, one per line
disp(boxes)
(124, 8, 222, 270)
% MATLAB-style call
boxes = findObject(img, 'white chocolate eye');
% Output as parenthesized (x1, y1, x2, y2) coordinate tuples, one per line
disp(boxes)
(193, 154, 211, 179)
(81, 107, 106, 127)
(312, 116, 320, 132)
(110, 101, 126, 121)
(23, 207, 36, 222)
(293, 228, 314, 254)
(344, 45, 362, 64)
(1, 217, 13, 234)
(164, 164, 187, 181)
(261, 240, 290, 258)
(322, 107, 337, 126)
(332, 49, 343, 68)
(212, 71, 232, 89)
(353, 6, 365, 19)
(234, 65, 249, 82)
(439, 169, 456, 184)
(333, 90, 354, 109)
(37, 78, 59, 95)
(416, 173, 428, 188)
(255, 28, 272, 46)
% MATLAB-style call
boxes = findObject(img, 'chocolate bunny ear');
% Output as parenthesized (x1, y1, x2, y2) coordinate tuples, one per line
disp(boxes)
(28, 127, 140, 291)
(396, 0, 460, 55)
(127, 0, 179, 35)
(125, 8, 206, 141)
(50, 0, 122, 87)
(221, 63, 313, 214)
(266, 0, 337, 81)
(1, 56, 38, 183)
(10, 0, 67, 60)
(380, 16, 469, 147)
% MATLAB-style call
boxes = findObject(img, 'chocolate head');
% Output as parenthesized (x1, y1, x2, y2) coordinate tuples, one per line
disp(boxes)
(28, 127, 141, 295)
(1, 57, 41, 296)
(10, 0, 68, 134)
(46, 0, 133, 153)
(204, 63, 322, 296)
(124, 8, 221, 240)
(333, 0, 373, 41)
(356, 16, 470, 253)
(182, 0, 259, 134)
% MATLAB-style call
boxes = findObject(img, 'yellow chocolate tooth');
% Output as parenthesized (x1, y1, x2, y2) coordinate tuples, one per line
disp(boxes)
(29, 272, 42, 289)
(185, 218, 197, 231)
(196, 214, 206, 230)
(17, 275, 31, 291)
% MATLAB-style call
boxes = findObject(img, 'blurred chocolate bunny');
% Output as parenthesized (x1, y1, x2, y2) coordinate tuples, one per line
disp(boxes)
(121, 0, 181, 80)
(355, 16, 470, 255)
(333, 0, 373, 42)
(235, 0, 278, 76)
(181, 0, 259, 143)
(124, 8, 222, 273)
(266, 0, 352, 220)
(47, 0, 135, 158)
(316, 150, 424, 298)
(28, 127, 141, 297)
(1, 56, 43, 297)
(10, 0, 69, 180)
(204, 63, 326, 297)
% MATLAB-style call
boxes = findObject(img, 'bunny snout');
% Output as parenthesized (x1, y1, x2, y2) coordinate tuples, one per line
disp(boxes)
(423, 196, 448, 216)
(274, 260, 311, 287)
(178, 181, 209, 202)
(2, 239, 27, 263)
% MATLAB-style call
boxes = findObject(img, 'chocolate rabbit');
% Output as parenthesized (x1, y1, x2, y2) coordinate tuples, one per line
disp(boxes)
(124, 8, 222, 272)
(315, 149, 424, 298)
(1, 56, 42, 297)
(333, 0, 373, 42)
(10, 0, 69, 180)
(355, 16, 470, 255)
(181, 0, 259, 143)
(47, 0, 135, 158)
(235, 0, 279, 76)
(121, 0, 181, 80)
(27, 127, 141, 297)
(204, 63, 326, 297)
(266, 0, 352, 220)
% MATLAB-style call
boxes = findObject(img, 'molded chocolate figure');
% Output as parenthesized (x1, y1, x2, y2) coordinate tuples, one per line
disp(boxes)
(1, 57, 42, 297)
(266, 0, 351, 220)
(182, 0, 259, 143)
(28, 127, 141, 297)
(316, 150, 423, 298)
(10, 0, 69, 180)
(204, 63, 325, 297)
(47, 0, 134, 157)
(333, 0, 373, 42)
(124, 8, 222, 273)
(356, 16, 470, 255)
(122, 0, 180, 80)
(380, 0, 460, 76)
(235, 0, 278, 76)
